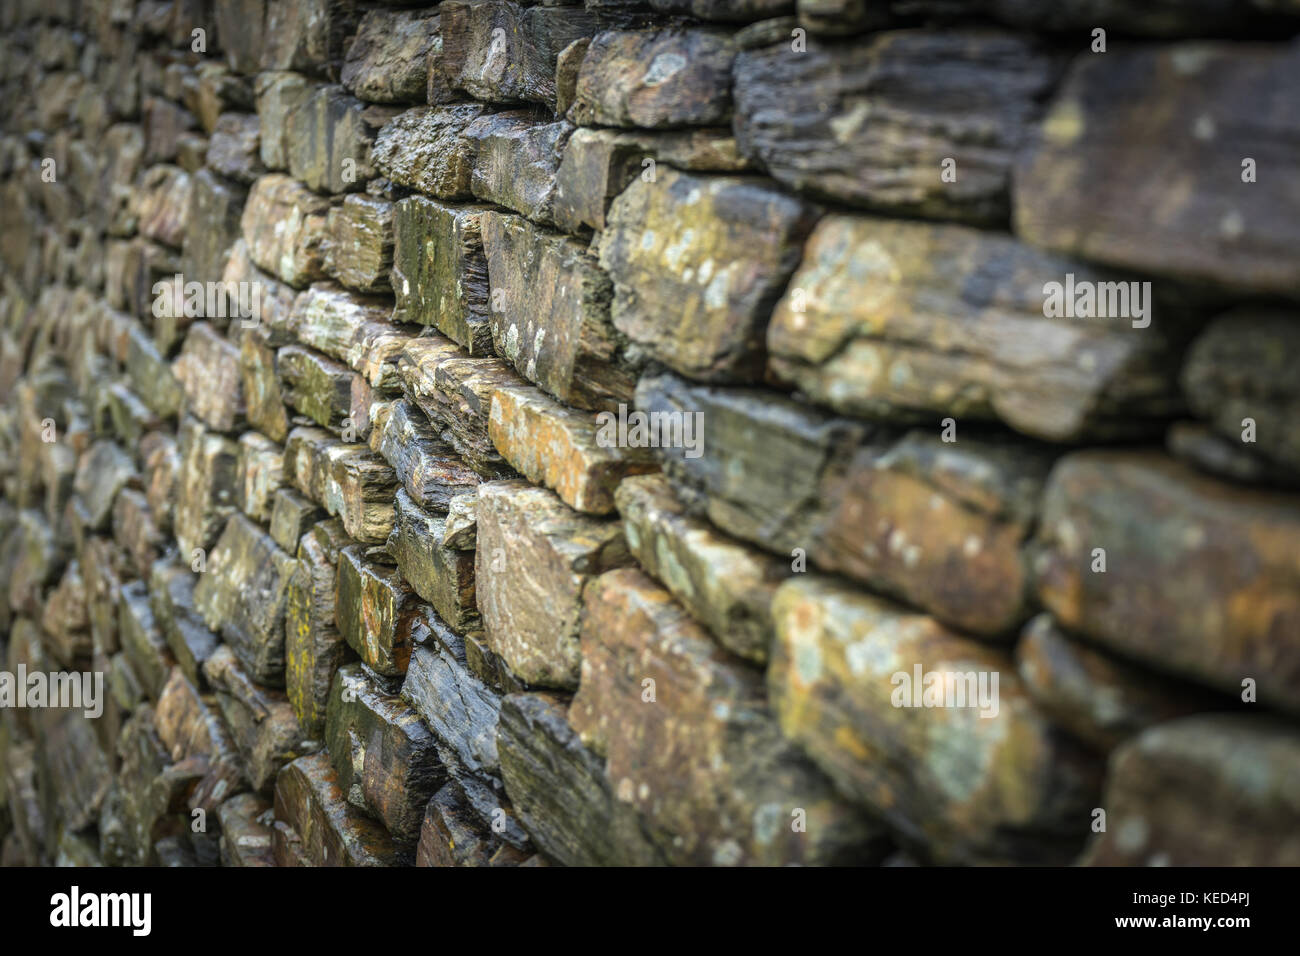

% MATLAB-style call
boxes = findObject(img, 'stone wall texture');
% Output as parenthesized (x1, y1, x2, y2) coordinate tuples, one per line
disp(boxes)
(2, 0, 1299, 867)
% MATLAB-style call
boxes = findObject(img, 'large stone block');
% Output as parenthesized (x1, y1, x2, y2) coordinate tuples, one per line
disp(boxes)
(615, 473, 787, 665)
(387, 488, 480, 633)
(371, 104, 488, 200)
(341, 7, 440, 104)
(488, 384, 656, 515)
(570, 28, 737, 128)
(193, 512, 298, 686)
(398, 335, 524, 478)
(1082, 716, 1300, 866)
(482, 211, 634, 411)
(273, 751, 401, 866)
(735, 27, 1059, 223)
(768, 575, 1100, 863)
(1015, 41, 1300, 298)
(572, 568, 887, 865)
(476, 480, 630, 688)
(765, 214, 1186, 442)
(1035, 451, 1300, 714)
(391, 196, 493, 354)
(325, 663, 444, 852)
(599, 169, 819, 382)
(1181, 308, 1300, 475)
(285, 517, 355, 738)
(241, 174, 331, 288)
(285, 85, 394, 194)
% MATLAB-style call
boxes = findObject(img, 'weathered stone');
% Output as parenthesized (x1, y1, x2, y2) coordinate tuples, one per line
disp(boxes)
(372, 104, 488, 200)
(1035, 450, 1300, 714)
(269, 488, 325, 553)
(31, 706, 113, 842)
(112, 489, 165, 581)
(497, 691, 666, 866)
(636, 372, 870, 555)
(143, 96, 197, 165)
(554, 126, 751, 235)
(1015, 42, 1300, 298)
(173, 321, 247, 433)
(475, 480, 629, 688)
(481, 212, 633, 411)
(285, 518, 355, 738)
(341, 7, 439, 104)
(240, 175, 331, 288)
(174, 417, 240, 558)
(821, 431, 1053, 636)
(238, 334, 290, 445)
(72, 440, 135, 532)
(285, 85, 394, 194)
(218, 793, 276, 866)
(215, 0, 270, 74)
(204, 644, 316, 793)
(391, 196, 493, 354)
(287, 283, 412, 388)
(554, 37, 589, 118)
(440, 1, 615, 110)
(387, 489, 480, 632)
(768, 215, 1188, 442)
(1017, 614, 1218, 754)
(194, 512, 297, 685)
(443, 494, 478, 550)
(769, 574, 1100, 863)
(325, 194, 393, 293)
(207, 112, 265, 184)
(599, 168, 819, 382)
(489, 384, 656, 515)
(398, 335, 524, 478)
(415, 781, 497, 867)
(467, 112, 573, 225)
(328, 445, 400, 544)
(373, 401, 481, 512)
(39, 566, 91, 670)
(325, 663, 444, 851)
(261, 0, 357, 73)
(149, 561, 221, 689)
(335, 546, 416, 678)
(273, 752, 401, 866)
(125, 323, 184, 419)
(236, 432, 285, 522)
(223, 237, 300, 341)
(1083, 716, 1300, 866)
(195, 62, 255, 135)
(277, 344, 368, 434)
(735, 29, 1058, 223)
(400, 607, 503, 778)
(182, 168, 248, 288)
(118, 580, 177, 701)
(570, 28, 736, 128)
(284, 425, 341, 506)
(1182, 309, 1300, 475)
(153, 667, 246, 807)
(572, 569, 886, 865)
(615, 473, 787, 664)
(132, 164, 192, 249)
(143, 432, 181, 533)
(255, 71, 314, 170)
(1167, 420, 1300, 488)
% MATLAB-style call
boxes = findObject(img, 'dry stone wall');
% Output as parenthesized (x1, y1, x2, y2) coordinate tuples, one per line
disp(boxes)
(1, 0, 1299, 867)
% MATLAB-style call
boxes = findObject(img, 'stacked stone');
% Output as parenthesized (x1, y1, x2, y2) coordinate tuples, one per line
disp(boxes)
(1, 0, 1299, 868)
